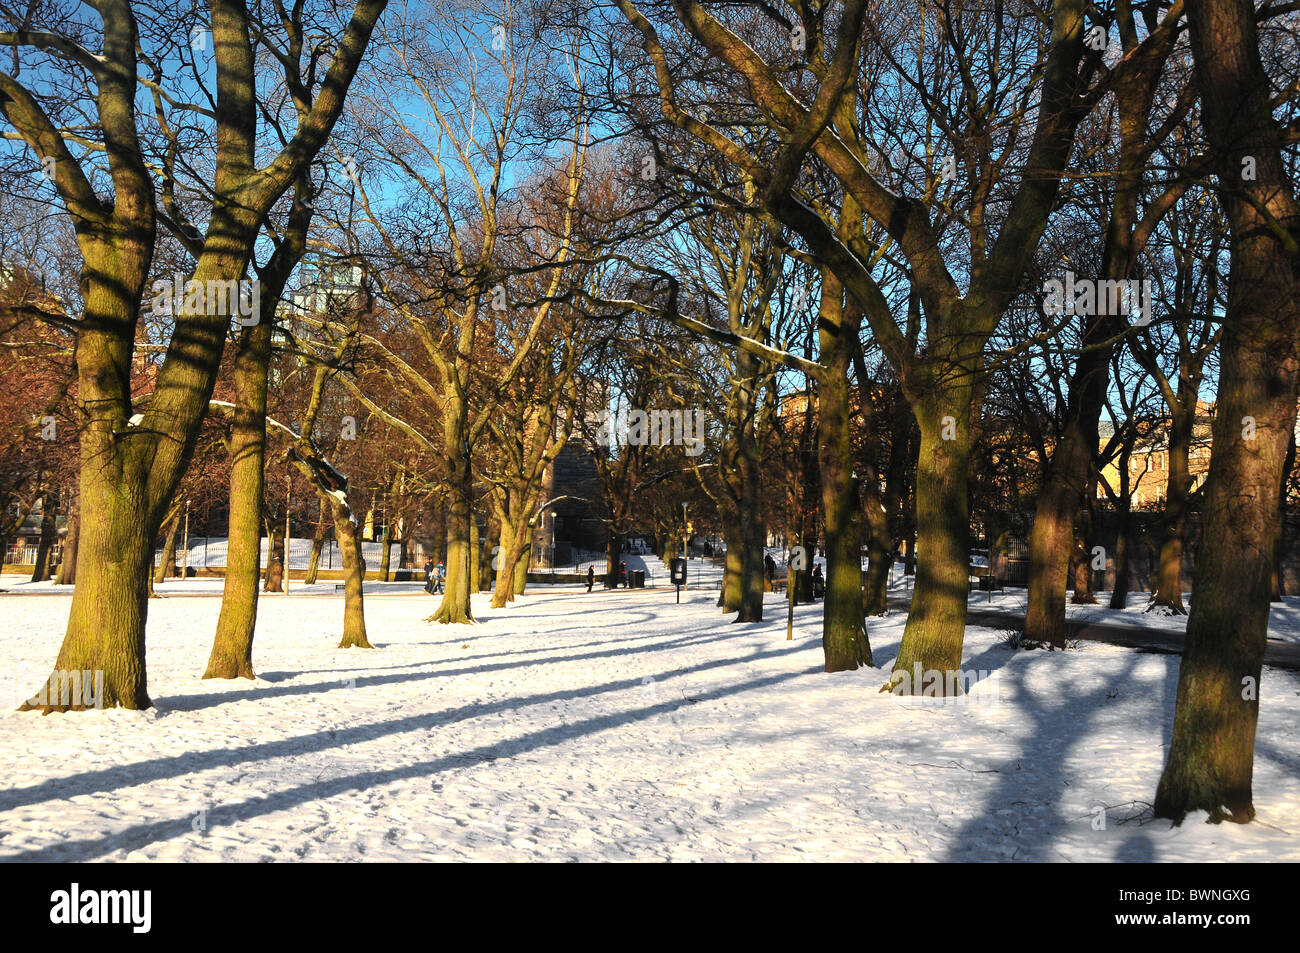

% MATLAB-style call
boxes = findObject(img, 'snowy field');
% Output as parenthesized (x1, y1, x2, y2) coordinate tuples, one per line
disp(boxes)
(969, 588, 1300, 646)
(1, 582, 1298, 862)
(147, 536, 389, 571)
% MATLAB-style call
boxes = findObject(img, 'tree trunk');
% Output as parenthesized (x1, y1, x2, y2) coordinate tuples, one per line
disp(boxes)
(1024, 454, 1076, 647)
(1071, 488, 1098, 604)
(22, 468, 154, 711)
(55, 504, 79, 586)
(22, 234, 163, 711)
(206, 319, 271, 678)
(737, 490, 765, 622)
(1155, 0, 1300, 824)
(717, 514, 742, 610)
(491, 508, 522, 608)
(717, 342, 766, 622)
(1026, 207, 1132, 635)
(263, 521, 285, 593)
(304, 516, 327, 586)
(817, 276, 871, 671)
(153, 506, 181, 585)
(469, 517, 481, 595)
(1025, 372, 1105, 643)
(795, 446, 818, 604)
(604, 532, 623, 589)
(1151, 400, 1195, 612)
(512, 527, 531, 596)
(15, 0, 384, 712)
(378, 518, 393, 582)
(884, 386, 917, 589)
(850, 349, 893, 619)
(332, 502, 371, 648)
(1155, 327, 1296, 822)
(862, 535, 891, 616)
(30, 491, 59, 583)
(1110, 504, 1133, 610)
(285, 440, 372, 647)
(479, 512, 498, 591)
(890, 382, 973, 690)
(433, 508, 474, 623)
(1272, 428, 1295, 601)
(430, 404, 474, 623)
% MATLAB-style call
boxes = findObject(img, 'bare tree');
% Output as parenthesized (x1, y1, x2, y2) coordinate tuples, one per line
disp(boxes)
(1154, 0, 1300, 824)
(2, 0, 389, 710)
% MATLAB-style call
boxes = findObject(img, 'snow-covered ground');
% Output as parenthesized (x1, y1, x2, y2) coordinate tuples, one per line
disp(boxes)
(151, 537, 389, 571)
(969, 589, 1300, 646)
(568, 551, 723, 588)
(1, 583, 1297, 862)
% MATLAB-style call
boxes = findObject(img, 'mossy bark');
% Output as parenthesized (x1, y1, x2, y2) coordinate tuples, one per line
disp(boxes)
(717, 517, 742, 611)
(206, 318, 271, 679)
(1155, 0, 1300, 823)
(817, 273, 871, 671)
(491, 512, 519, 608)
(469, 517, 480, 595)
(304, 515, 326, 586)
(334, 506, 371, 648)
(889, 383, 973, 691)
(55, 505, 79, 586)
(30, 491, 58, 583)
(430, 401, 474, 623)
(1151, 398, 1195, 613)
(378, 519, 393, 582)
(153, 506, 181, 585)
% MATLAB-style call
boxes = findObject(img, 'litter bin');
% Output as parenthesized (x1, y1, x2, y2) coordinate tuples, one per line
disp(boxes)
(629, 569, 645, 589)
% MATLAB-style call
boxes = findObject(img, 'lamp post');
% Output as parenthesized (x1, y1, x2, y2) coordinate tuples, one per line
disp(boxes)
(681, 502, 688, 591)
(549, 510, 557, 573)
(284, 474, 291, 595)
(181, 499, 190, 580)
(529, 495, 588, 573)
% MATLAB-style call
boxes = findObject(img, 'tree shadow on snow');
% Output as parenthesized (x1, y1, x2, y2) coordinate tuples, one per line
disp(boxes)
(3, 659, 822, 862)
(936, 648, 1178, 861)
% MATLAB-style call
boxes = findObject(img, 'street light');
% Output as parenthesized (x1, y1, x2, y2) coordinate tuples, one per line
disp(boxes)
(181, 499, 191, 580)
(549, 509, 557, 572)
(681, 502, 688, 591)
(529, 495, 588, 572)
(285, 474, 291, 595)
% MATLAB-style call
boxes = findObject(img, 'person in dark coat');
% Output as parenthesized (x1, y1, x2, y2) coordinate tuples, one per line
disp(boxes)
(423, 558, 435, 594)
(764, 553, 776, 582)
(586, 565, 594, 592)
(618, 561, 628, 588)
(811, 563, 825, 599)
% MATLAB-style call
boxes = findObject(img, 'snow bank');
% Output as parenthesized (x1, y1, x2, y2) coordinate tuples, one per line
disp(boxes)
(0, 587, 1296, 861)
